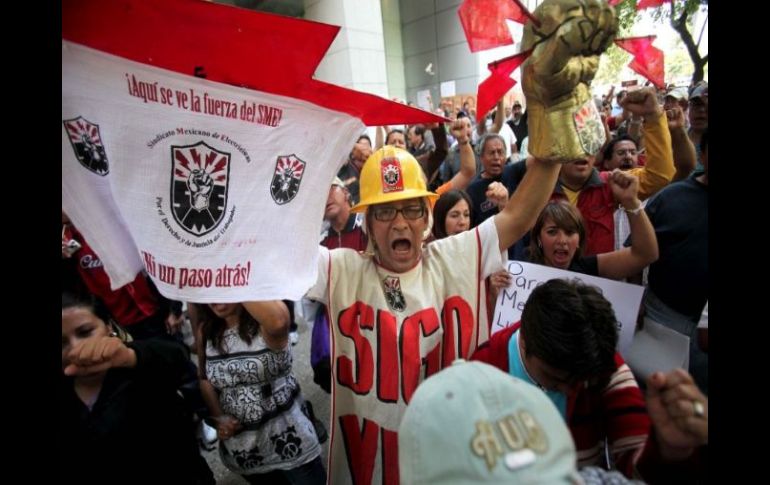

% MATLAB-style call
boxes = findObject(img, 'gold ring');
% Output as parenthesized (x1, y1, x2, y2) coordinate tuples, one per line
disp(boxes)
(692, 400, 705, 418)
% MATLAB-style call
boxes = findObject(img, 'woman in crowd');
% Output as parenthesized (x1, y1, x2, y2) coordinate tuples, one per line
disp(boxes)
(61, 292, 213, 484)
(195, 301, 324, 485)
(527, 170, 658, 279)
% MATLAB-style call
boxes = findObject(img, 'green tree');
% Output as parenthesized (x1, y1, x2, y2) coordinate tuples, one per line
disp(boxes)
(594, 44, 634, 86)
(615, 0, 708, 85)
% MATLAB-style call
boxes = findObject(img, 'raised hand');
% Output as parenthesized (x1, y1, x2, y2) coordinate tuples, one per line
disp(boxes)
(521, 0, 617, 162)
(450, 118, 471, 143)
(608, 169, 640, 209)
(665, 105, 686, 131)
(351, 140, 373, 162)
(620, 86, 664, 120)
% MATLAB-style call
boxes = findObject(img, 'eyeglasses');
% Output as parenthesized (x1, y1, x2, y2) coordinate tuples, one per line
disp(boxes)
(371, 205, 425, 222)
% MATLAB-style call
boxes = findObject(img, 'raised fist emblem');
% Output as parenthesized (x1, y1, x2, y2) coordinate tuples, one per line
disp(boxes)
(188, 169, 214, 211)
(80, 134, 102, 164)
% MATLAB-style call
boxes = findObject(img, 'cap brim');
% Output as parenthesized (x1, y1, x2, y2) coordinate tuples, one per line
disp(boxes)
(350, 189, 439, 213)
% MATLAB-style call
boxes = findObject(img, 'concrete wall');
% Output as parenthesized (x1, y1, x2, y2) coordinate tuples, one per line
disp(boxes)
(399, 0, 477, 107)
(305, 0, 390, 98)
(380, 0, 407, 101)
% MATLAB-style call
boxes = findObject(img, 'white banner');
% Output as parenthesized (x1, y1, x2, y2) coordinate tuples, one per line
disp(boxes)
(62, 41, 364, 301)
(491, 261, 644, 354)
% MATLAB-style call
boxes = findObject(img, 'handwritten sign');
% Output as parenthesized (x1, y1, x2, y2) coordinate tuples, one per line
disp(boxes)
(491, 261, 644, 354)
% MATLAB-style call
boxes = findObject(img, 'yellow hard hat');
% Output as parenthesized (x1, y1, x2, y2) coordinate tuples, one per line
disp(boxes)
(350, 146, 438, 213)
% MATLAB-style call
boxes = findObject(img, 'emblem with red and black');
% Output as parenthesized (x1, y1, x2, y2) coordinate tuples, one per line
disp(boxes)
(170, 141, 230, 236)
(382, 276, 406, 312)
(270, 155, 306, 205)
(380, 157, 404, 193)
(63, 116, 110, 176)
(573, 99, 605, 156)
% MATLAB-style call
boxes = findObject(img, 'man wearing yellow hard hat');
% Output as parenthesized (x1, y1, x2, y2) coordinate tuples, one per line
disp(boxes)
(305, 1, 618, 482)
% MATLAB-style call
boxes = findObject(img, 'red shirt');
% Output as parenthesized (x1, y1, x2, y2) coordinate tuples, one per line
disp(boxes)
(66, 226, 160, 326)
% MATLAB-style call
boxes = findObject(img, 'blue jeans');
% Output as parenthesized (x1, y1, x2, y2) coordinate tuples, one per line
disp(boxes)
(244, 456, 326, 485)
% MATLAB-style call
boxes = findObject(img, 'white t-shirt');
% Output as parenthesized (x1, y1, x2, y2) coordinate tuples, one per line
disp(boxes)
(498, 121, 517, 160)
(306, 217, 504, 484)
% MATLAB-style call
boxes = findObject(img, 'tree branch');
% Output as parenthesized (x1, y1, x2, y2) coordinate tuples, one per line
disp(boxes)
(697, 14, 708, 47)
(670, 8, 706, 83)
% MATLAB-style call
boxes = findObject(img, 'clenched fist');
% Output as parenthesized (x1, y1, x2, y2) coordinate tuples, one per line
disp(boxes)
(521, 0, 617, 162)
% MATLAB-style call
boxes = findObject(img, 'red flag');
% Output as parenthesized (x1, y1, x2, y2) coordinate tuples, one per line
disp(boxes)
(458, 0, 538, 53)
(63, 0, 443, 126)
(615, 36, 665, 89)
(637, 0, 672, 10)
(476, 51, 532, 119)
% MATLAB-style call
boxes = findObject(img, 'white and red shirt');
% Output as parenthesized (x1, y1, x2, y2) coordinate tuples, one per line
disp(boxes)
(307, 217, 504, 485)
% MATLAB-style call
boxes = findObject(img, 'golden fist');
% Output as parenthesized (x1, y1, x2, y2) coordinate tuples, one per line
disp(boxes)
(521, 0, 617, 162)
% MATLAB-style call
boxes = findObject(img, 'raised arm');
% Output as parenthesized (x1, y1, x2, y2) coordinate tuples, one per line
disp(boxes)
(496, 0, 616, 251)
(666, 106, 697, 181)
(495, 159, 559, 251)
(597, 170, 658, 280)
(490, 98, 505, 134)
(375, 125, 386, 150)
(425, 122, 449, 180)
(447, 118, 477, 191)
(622, 87, 675, 200)
(242, 300, 290, 350)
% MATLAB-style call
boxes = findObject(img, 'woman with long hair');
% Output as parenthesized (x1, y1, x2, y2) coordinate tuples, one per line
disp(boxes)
(195, 301, 324, 485)
(61, 292, 213, 484)
(528, 170, 658, 279)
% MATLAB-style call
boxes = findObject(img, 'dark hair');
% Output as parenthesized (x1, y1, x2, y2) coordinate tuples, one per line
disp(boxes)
(700, 128, 708, 154)
(602, 135, 638, 163)
(357, 134, 372, 146)
(431, 190, 473, 240)
(520, 279, 618, 383)
(409, 124, 426, 139)
(528, 200, 586, 265)
(195, 303, 259, 355)
(62, 291, 112, 326)
(386, 129, 405, 145)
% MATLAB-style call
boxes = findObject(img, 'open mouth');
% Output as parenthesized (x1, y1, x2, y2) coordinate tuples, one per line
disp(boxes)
(573, 160, 589, 167)
(552, 249, 571, 265)
(620, 160, 634, 169)
(391, 238, 412, 255)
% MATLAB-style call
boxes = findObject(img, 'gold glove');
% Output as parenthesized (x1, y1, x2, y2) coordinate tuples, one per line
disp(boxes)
(521, 0, 617, 162)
